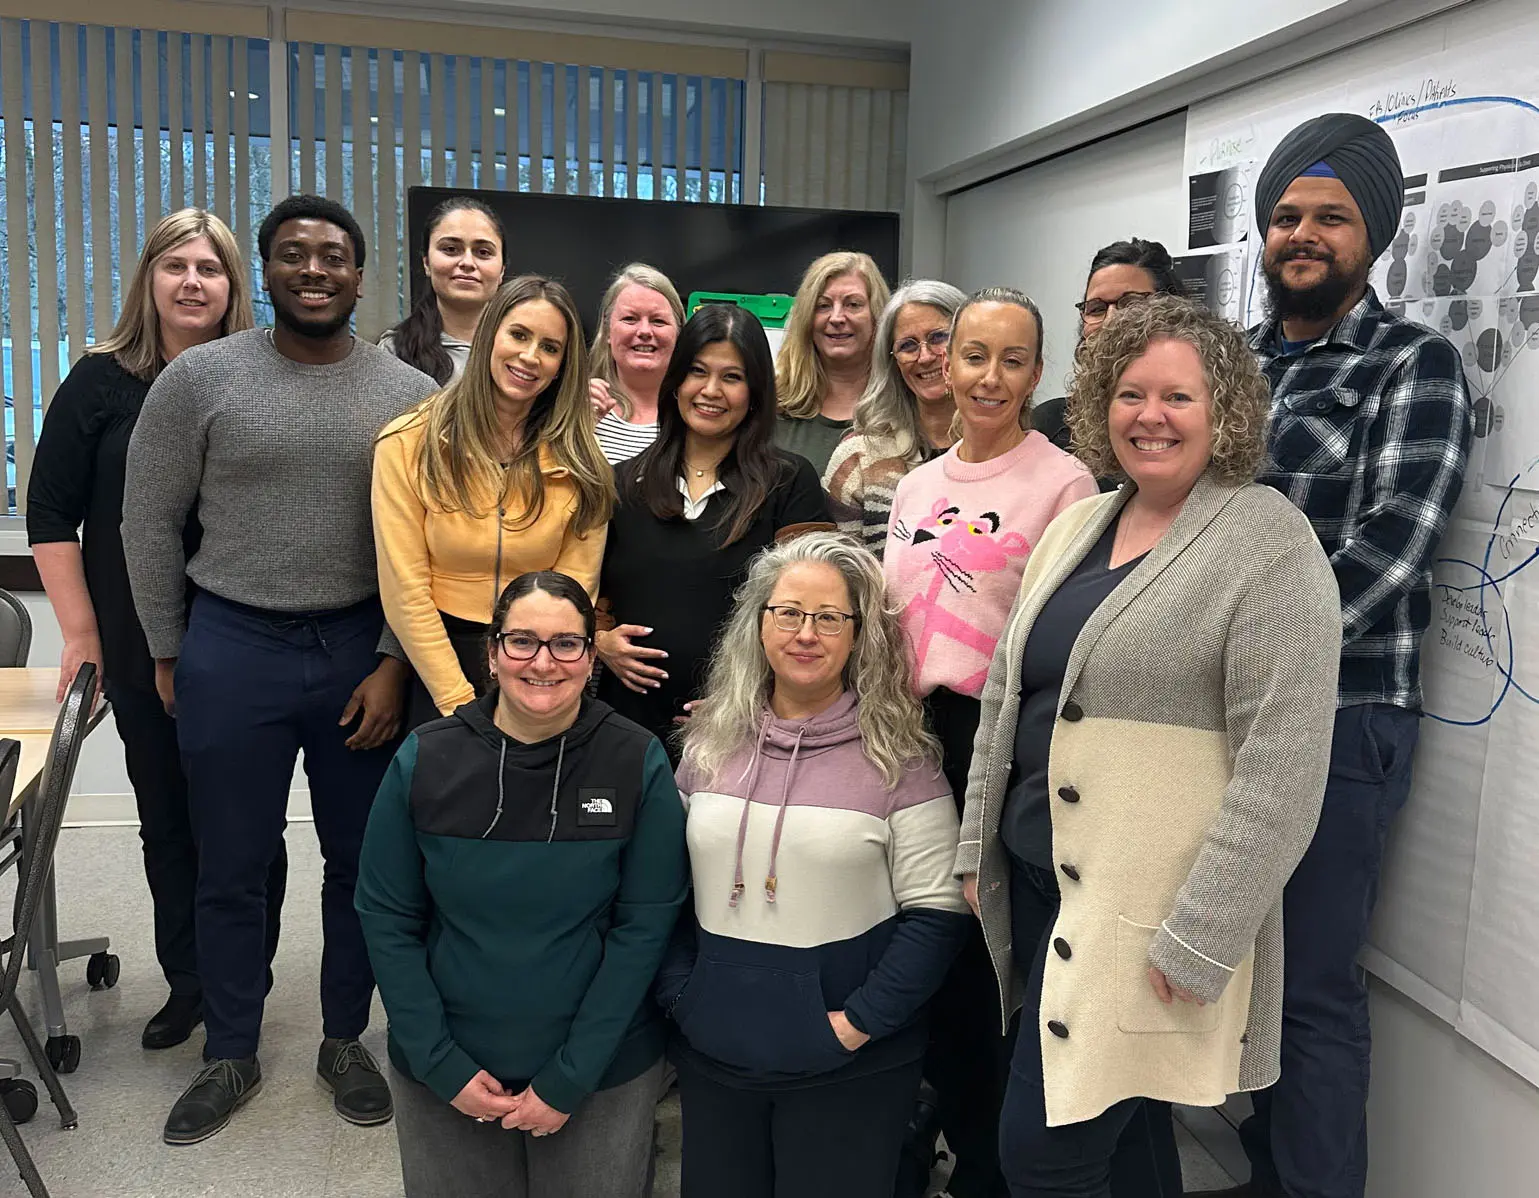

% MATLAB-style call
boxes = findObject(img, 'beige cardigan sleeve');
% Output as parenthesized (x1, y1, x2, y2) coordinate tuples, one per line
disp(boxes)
(1148, 536, 1341, 1002)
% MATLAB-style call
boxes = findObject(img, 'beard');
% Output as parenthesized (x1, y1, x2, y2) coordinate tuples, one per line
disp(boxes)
(271, 293, 358, 340)
(1262, 248, 1367, 323)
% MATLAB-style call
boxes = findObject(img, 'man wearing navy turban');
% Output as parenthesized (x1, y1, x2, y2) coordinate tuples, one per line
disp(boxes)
(1190, 114, 1474, 1198)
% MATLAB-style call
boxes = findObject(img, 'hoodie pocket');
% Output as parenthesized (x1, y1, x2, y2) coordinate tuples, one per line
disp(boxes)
(673, 956, 854, 1076)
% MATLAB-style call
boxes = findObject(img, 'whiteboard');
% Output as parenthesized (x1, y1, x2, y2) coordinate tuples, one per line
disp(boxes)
(1185, 0, 1539, 1087)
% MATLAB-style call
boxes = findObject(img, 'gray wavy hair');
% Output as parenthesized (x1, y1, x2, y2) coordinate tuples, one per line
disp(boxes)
(680, 532, 938, 788)
(852, 279, 968, 465)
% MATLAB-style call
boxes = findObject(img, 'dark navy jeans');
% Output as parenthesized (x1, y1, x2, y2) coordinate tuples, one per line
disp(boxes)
(1239, 702, 1421, 1198)
(175, 591, 397, 1060)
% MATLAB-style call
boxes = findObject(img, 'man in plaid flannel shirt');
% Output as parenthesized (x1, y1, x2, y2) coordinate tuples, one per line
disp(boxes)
(1191, 117, 1472, 1198)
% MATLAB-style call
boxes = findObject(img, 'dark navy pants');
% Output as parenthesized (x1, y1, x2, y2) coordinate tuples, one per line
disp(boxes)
(175, 592, 395, 1060)
(1239, 702, 1420, 1198)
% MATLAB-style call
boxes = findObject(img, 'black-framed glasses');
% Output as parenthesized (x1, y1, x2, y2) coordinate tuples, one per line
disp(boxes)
(1075, 291, 1154, 319)
(762, 605, 858, 636)
(892, 329, 951, 361)
(493, 631, 592, 662)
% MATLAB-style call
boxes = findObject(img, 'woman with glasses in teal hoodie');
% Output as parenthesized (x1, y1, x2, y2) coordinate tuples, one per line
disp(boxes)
(357, 570, 688, 1198)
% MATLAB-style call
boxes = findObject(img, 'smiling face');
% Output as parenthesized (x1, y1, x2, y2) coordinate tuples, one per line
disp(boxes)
(892, 303, 952, 404)
(263, 217, 362, 338)
(152, 234, 231, 344)
(1079, 263, 1157, 340)
(1261, 175, 1372, 322)
(490, 298, 568, 411)
(490, 590, 593, 727)
(424, 207, 503, 311)
(812, 272, 875, 368)
(1108, 337, 1215, 501)
(677, 340, 751, 444)
(761, 561, 855, 706)
(608, 283, 679, 384)
(944, 301, 1043, 440)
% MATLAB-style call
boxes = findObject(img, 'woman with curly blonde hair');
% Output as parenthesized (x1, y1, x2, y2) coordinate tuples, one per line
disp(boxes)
(959, 295, 1341, 1196)
(664, 532, 971, 1198)
(773, 251, 891, 474)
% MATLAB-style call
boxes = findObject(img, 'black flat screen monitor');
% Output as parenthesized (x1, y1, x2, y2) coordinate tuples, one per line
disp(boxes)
(405, 186, 901, 334)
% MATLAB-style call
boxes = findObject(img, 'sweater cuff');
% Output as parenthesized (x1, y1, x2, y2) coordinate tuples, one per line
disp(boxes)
(143, 620, 186, 662)
(1148, 923, 1235, 1006)
(530, 1058, 588, 1116)
(421, 1044, 482, 1106)
(377, 623, 407, 662)
(954, 838, 982, 878)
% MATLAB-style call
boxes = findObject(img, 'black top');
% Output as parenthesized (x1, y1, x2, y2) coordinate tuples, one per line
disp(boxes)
(26, 352, 199, 692)
(597, 449, 829, 757)
(1000, 519, 1143, 866)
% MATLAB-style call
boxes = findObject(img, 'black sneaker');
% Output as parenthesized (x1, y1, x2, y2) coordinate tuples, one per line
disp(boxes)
(163, 1057, 261, 1145)
(142, 993, 204, 1051)
(317, 1038, 393, 1126)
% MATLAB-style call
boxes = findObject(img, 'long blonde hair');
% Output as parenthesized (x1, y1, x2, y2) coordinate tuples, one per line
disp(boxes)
(587, 263, 685, 420)
(775, 251, 891, 419)
(681, 532, 938, 787)
(853, 279, 967, 465)
(391, 276, 614, 535)
(91, 209, 252, 380)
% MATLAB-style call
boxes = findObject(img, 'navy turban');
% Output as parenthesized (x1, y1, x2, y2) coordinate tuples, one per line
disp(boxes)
(1254, 113, 1404, 259)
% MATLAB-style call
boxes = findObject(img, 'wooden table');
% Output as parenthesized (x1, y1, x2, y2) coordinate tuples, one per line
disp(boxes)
(0, 668, 76, 736)
(5, 734, 52, 820)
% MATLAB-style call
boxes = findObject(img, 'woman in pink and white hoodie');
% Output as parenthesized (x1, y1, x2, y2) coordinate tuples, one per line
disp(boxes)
(882, 285, 1095, 1198)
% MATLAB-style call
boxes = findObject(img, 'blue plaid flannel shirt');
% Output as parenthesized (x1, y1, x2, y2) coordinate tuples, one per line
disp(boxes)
(1251, 287, 1473, 710)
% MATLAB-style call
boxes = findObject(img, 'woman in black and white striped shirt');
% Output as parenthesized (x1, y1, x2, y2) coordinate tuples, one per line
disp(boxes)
(588, 263, 685, 465)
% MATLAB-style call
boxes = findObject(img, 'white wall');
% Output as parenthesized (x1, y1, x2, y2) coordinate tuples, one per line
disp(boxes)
(943, 113, 1188, 405)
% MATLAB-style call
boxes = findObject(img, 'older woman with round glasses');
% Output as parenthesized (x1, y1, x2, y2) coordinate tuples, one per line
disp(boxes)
(824, 280, 967, 558)
(960, 296, 1340, 1197)
(359, 570, 688, 1198)
(663, 532, 970, 1198)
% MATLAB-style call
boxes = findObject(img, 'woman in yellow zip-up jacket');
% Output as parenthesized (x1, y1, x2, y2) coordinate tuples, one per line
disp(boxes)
(373, 276, 615, 725)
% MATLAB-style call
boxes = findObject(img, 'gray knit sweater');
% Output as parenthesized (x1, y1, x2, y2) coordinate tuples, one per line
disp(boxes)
(123, 329, 436, 659)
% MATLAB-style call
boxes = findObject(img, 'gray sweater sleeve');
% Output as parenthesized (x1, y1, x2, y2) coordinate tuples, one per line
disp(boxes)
(1148, 538, 1342, 1002)
(123, 358, 207, 660)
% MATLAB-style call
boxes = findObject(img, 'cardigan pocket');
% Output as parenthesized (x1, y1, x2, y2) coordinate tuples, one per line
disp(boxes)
(1114, 917, 1222, 1035)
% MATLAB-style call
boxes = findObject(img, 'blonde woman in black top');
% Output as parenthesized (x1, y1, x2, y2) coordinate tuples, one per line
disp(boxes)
(27, 208, 278, 1052)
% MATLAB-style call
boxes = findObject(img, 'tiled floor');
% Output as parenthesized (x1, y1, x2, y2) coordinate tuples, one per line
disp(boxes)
(1, 823, 1235, 1196)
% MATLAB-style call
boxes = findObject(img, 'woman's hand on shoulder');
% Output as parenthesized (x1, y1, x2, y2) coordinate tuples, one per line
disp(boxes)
(589, 378, 617, 419)
(595, 624, 669, 693)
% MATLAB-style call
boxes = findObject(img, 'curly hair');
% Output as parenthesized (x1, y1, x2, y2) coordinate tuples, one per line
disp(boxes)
(679, 532, 938, 788)
(1065, 294, 1269, 485)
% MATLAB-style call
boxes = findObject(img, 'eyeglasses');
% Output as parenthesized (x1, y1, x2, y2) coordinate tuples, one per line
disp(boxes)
(892, 329, 951, 361)
(762, 605, 858, 636)
(493, 631, 592, 662)
(1075, 291, 1154, 319)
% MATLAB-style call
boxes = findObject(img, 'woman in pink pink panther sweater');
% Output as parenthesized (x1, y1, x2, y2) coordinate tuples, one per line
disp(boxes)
(881, 285, 1094, 1198)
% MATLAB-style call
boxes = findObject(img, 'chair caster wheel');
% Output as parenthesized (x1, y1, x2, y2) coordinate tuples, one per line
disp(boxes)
(45, 1035, 80, 1074)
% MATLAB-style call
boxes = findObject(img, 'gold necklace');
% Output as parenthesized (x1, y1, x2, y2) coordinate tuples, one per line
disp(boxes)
(683, 458, 716, 479)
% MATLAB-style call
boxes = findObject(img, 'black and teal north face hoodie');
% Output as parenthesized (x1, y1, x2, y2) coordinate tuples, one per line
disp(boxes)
(355, 692, 688, 1113)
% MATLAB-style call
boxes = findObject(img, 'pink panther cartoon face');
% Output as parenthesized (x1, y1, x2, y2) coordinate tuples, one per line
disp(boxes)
(909, 497, 1030, 573)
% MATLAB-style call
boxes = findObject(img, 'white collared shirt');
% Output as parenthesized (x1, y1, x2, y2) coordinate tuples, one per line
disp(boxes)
(677, 474, 725, 520)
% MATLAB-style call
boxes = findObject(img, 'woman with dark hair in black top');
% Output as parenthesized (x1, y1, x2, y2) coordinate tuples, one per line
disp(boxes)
(595, 305, 831, 757)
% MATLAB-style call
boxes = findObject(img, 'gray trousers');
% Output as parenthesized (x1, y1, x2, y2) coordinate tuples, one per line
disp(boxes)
(393, 1059, 664, 1198)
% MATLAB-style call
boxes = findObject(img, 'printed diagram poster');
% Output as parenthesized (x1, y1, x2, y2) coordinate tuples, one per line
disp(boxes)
(1187, 164, 1252, 249)
(1171, 249, 1246, 321)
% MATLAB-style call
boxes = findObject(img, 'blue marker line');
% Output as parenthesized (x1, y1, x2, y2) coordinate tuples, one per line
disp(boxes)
(1373, 94, 1539, 124)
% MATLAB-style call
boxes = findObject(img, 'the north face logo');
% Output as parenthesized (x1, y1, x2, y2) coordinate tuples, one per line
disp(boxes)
(581, 796, 614, 815)
(577, 787, 618, 827)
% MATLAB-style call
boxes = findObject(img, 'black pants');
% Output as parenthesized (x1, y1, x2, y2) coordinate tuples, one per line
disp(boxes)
(406, 611, 490, 728)
(176, 593, 394, 1058)
(108, 680, 286, 999)
(676, 1054, 924, 1198)
(999, 860, 1182, 1198)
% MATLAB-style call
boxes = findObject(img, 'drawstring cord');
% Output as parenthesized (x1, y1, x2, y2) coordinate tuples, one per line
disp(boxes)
(480, 733, 565, 843)
(482, 740, 508, 838)
(763, 726, 805, 903)
(728, 718, 772, 908)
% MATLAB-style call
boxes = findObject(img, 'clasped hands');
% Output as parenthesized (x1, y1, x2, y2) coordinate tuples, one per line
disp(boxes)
(451, 1070, 570, 1136)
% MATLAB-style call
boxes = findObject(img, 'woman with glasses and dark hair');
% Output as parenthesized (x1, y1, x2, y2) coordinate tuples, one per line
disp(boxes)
(823, 280, 967, 559)
(357, 569, 689, 1198)
(595, 304, 831, 756)
(663, 532, 971, 1198)
(1032, 239, 1186, 455)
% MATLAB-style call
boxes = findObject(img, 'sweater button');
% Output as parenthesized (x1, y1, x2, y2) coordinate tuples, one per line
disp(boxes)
(1057, 785, 1080, 804)
(1060, 863, 1081, 882)
(1053, 937, 1072, 960)
(1060, 701, 1083, 722)
(1047, 1020, 1069, 1039)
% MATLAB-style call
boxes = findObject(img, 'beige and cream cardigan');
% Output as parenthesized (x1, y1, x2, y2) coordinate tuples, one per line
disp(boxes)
(956, 473, 1341, 1127)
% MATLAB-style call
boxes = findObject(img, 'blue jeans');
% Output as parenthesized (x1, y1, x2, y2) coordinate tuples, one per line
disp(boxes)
(176, 591, 397, 1059)
(1239, 702, 1420, 1198)
(999, 860, 1182, 1198)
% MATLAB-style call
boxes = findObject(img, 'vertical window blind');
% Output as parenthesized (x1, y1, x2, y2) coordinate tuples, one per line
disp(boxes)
(0, 5, 907, 517)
